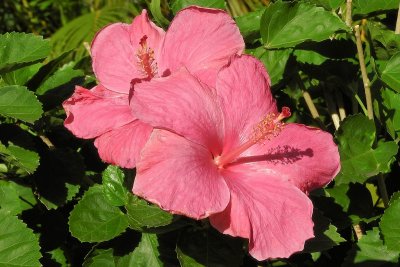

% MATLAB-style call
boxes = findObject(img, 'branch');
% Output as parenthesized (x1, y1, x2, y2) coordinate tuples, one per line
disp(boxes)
(354, 25, 373, 120)
(396, 2, 400, 34)
(345, 0, 352, 27)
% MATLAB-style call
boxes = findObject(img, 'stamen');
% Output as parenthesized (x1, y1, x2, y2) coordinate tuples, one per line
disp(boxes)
(215, 107, 291, 168)
(136, 35, 157, 78)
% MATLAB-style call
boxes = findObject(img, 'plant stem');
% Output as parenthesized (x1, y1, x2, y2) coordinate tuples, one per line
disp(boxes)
(335, 90, 347, 120)
(323, 89, 340, 130)
(354, 93, 368, 116)
(396, 2, 400, 34)
(377, 174, 389, 208)
(354, 25, 373, 120)
(345, 0, 352, 27)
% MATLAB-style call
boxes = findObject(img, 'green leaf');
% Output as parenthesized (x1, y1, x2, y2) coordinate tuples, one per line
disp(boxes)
(249, 47, 291, 86)
(343, 228, 399, 266)
(380, 52, 400, 93)
(1, 63, 42, 86)
(83, 249, 116, 267)
(0, 209, 41, 267)
(353, 0, 400, 15)
(0, 181, 35, 215)
(310, 0, 344, 10)
(149, 0, 170, 27)
(0, 143, 40, 175)
(102, 165, 128, 206)
(235, 8, 264, 42)
(303, 210, 345, 253)
(47, 248, 68, 267)
(379, 88, 400, 139)
(123, 233, 162, 267)
(36, 63, 84, 95)
(125, 194, 173, 231)
(294, 49, 329, 65)
(368, 21, 400, 61)
(380, 197, 400, 252)
(171, 0, 225, 14)
(260, 1, 348, 49)
(0, 32, 50, 74)
(0, 85, 43, 123)
(177, 228, 243, 267)
(69, 185, 129, 242)
(335, 114, 398, 184)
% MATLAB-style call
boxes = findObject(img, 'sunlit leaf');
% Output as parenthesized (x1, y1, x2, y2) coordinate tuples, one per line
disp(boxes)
(102, 165, 128, 206)
(69, 185, 128, 242)
(261, 1, 349, 49)
(0, 85, 43, 123)
(380, 52, 400, 93)
(380, 197, 400, 252)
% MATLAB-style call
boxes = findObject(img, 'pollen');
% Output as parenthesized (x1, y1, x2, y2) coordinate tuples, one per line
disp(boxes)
(215, 107, 291, 168)
(252, 107, 291, 143)
(136, 35, 157, 78)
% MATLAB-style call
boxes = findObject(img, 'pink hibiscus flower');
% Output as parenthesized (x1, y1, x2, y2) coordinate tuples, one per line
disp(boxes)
(63, 6, 244, 168)
(130, 55, 341, 260)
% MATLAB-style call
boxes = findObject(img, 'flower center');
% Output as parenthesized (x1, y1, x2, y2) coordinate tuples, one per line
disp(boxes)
(136, 35, 157, 79)
(214, 107, 291, 168)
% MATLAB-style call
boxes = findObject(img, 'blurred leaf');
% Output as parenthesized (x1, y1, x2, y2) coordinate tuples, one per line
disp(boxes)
(379, 88, 400, 139)
(353, 0, 400, 15)
(50, 6, 139, 60)
(368, 21, 400, 61)
(125, 194, 173, 231)
(380, 52, 400, 93)
(0, 143, 40, 175)
(1, 63, 42, 86)
(0, 32, 50, 74)
(0, 180, 35, 215)
(235, 8, 264, 42)
(149, 0, 170, 27)
(47, 248, 68, 267)
(250, 47, 291, 85)
(171, 0, 225, 14)
(0, 85, 43, 123)
(36, 62, 84, 95)
(335, 114, 398, 184)
(177, 228, 243, 267)
(123, 233, 162, 267)
(303, 210, 345, 253)
(102, 165, 128, 206)
(260, 1, 348, 49)
(380, 197, 400, 252)
(0, 209, 41, 267)
(69, 185, 128, 242)
(343, 228, 399, 266)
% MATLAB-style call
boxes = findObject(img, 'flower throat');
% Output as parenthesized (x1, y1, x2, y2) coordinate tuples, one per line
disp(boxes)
(215, 107, 291, 168)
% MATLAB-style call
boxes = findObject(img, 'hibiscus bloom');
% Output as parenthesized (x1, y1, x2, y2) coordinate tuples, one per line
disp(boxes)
(63, 6, 244, 168)
(131, 55, 340, 260)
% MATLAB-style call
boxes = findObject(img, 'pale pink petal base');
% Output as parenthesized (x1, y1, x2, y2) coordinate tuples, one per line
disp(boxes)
(216, 55, 277, 153)
(94, 120, 152, 168)
(133, 130, 230, 219)
(210, 169, 314, 260)
(244, 123, 341, 193)
(63, 85, 134, 139)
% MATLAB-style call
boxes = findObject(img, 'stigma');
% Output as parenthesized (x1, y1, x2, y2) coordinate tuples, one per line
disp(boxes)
(136, 35, 157, 79)
(215, 107, 291, 168)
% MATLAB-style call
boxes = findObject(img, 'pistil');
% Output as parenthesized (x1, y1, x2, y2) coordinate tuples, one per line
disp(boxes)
(215, 107, 291, 168)
(136, 35, 157, 78)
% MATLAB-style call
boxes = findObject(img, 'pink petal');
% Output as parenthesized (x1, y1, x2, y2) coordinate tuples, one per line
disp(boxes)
(210, 169, 314, 260)
(133, 129, 230, 219)
(63, 85, 134, 139)
(91, 10, 165, 93)
(216, 55, 277, 153)
(242, 123, 341, 193)
(131, 70, 223, 155)
(94, 120, 152, 168)
(159, 6, 244, 86)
